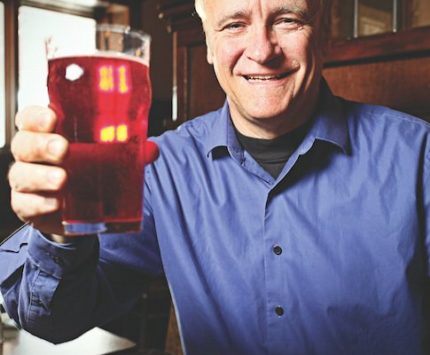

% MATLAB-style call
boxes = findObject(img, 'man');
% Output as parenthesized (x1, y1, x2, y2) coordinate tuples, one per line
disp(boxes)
(1, 0, 429, 354)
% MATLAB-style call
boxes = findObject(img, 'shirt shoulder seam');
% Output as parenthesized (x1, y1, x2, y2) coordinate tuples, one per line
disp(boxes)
(359, 103, 430, 130)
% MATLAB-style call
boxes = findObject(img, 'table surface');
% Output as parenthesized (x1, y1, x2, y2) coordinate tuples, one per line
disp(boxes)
(1, 325, 136, 355)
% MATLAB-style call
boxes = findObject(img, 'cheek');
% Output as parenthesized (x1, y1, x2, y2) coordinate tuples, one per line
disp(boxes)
(279, 31, 320, 63)
(211, 40, 244, 72)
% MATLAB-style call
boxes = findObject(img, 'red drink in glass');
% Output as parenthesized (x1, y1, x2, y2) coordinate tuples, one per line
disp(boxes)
(48, 54, 151, 234)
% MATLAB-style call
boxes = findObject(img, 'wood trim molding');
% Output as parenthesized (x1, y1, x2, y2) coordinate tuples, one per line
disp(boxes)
(3, 0, 18, 148)
(157, 0, 430, 66)
(326, 26, 430, 66)
(157, 0, 200, 33)
(20, 0, 99, 18)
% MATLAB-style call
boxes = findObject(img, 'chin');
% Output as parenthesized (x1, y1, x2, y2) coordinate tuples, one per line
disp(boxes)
(245, 105, 291, 121)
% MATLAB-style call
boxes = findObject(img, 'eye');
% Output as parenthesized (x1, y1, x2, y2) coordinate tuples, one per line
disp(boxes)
(274, 17, 303, 30)
(222, 22, 246, 32)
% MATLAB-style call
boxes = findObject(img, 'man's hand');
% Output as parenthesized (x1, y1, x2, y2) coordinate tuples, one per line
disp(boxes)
(8, 106, 69, 240)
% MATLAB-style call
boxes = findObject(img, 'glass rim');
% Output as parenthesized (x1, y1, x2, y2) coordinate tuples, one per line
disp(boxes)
(96, 23, 151, 42)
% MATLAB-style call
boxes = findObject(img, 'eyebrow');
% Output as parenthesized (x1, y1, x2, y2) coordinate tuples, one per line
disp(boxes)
(272, 5, 314, 23)
(213, 4, 314, 29)
(214, 10, 250, 29)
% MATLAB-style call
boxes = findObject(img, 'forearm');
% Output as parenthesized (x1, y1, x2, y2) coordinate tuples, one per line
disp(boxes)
(0, 191, 162, 344)
(0, 226, 141, 343)
(21, 233, 101, 343)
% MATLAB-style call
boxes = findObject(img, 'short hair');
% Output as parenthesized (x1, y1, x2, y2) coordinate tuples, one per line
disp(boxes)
(194, 0, 206, 22)
(194, 0, 331, 24)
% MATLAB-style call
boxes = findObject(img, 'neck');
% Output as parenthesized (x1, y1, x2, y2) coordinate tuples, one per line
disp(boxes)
(232, 114, 311, 139)
(231, 83, 321, 139)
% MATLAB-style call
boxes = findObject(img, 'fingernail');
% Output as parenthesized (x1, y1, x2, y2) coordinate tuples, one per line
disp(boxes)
(36, 108, 53, 130)
(48, 139, 65, 157)
(48, 169, 64, 185)
(45, 197, 59, 209)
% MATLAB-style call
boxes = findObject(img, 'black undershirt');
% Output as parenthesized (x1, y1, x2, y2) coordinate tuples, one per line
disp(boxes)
(235, 122, 310, 179)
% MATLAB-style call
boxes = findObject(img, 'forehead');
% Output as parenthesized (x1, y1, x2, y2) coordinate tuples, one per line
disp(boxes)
(203, 0, 318, 16)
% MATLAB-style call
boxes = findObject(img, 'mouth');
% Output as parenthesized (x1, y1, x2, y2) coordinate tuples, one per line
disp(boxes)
(243, 72, 290, 82)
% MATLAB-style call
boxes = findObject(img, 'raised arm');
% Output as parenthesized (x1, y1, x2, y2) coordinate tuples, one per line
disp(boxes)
(1, 106, 163, 343)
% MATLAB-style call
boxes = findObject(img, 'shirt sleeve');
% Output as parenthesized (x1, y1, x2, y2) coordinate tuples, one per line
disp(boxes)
(0, 225, 99, 340)
(0, 168, 164, 344)
(0, 226, 162, 343)
(424, 144, 430, 279)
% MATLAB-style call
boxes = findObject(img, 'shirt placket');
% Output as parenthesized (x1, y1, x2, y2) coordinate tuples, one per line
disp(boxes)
(263, 190, 289, 354)
(261, 141, 315, 354)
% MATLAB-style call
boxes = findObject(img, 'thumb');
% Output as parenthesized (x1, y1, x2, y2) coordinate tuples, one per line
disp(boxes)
(15, 106, 57, 133)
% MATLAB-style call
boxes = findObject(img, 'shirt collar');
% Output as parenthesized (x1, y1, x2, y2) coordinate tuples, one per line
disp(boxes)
(204, 101, 240, 158)
(204, 80, 350, 158)
(300, 81, 350, 154)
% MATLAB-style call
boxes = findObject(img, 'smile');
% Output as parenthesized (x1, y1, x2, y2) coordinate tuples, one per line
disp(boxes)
(244, 72, 289, 81)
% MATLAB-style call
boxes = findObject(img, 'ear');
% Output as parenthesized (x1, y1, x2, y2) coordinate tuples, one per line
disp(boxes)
(206, 45, 214, 65)
(204, 32, 214, 65)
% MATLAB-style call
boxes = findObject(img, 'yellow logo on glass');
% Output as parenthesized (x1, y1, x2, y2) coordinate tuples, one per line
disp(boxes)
(99, 66, 114, 92)
(98, 65, 129, 93)
(100, 124, 128, 143)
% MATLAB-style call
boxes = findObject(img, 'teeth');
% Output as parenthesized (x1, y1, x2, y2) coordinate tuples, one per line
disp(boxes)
(245, 74, 283, 81)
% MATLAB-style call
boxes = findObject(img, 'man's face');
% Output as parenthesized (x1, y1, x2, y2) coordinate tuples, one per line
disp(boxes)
(203, 0, 325, 137)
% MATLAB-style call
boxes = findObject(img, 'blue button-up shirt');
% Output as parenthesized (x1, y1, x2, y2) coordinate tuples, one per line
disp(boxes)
(1, 86, 430, 355)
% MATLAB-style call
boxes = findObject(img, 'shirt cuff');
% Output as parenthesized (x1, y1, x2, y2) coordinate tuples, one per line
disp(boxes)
(27, 228, 99, 279)
(0, 223, 32, 284)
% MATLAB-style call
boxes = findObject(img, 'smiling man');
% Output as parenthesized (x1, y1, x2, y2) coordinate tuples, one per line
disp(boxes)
(201, 0, 325, 138)
(1, 0, 430, 354)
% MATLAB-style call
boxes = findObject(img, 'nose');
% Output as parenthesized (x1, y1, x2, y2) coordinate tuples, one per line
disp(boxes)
(244, 26, 282, 64)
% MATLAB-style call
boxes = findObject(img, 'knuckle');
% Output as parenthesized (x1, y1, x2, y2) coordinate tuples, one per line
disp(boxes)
(10, 132, 37, 162)
(47, 134, 69, 163)
(11, 131, 68, 164)
(15, 106, 37, 130)
(7, 162, 29, 192)
(15, 110, 24, 131)
(7, 169, 18, 191)
(16, 106, 56, 132)
(33, 200, 47, 216)
(14, 132, 58, 163)
(9, 162, 67, 192)
(7, 163, 16, 185)
(46, 196, 61, 211)
(47, 167, 67, 190)
(38, 196, 60, 215)
(11, 191, 60, 220)
(35, 134, 49, 159)
(10, 191, 27, 221)
(10, 133, 22, 160)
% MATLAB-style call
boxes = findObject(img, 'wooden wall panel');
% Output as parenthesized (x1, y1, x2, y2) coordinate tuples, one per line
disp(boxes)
(188, 45, 225, 118)
(324, 56, 430, 121)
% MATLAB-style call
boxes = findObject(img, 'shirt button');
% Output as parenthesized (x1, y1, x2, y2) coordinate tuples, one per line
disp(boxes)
(33, 298, 43, 306)
(52, 256, 63, 265)
(273, 245, 283, 255)
(275, 306, 284, 316)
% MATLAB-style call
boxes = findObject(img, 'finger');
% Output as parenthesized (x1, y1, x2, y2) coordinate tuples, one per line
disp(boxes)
(143, 140, 159, 165)
(11, 190, 61, 222)
(11, 131, 68, 164)
(15, 106, 57, 132)
(31, 211, 66, 237)
(9, 162, 67, 193)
